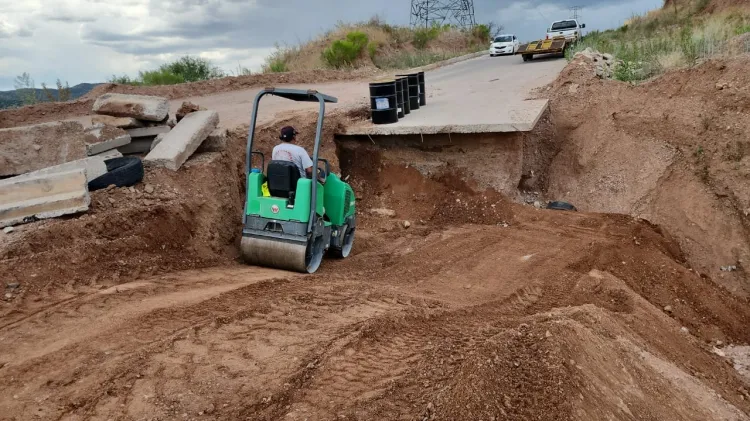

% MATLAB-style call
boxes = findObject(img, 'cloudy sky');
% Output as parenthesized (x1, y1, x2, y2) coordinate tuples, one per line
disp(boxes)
(0, 0, 661, 91)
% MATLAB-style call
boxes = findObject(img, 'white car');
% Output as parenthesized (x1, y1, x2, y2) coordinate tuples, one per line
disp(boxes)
(489, 34, 520, 56)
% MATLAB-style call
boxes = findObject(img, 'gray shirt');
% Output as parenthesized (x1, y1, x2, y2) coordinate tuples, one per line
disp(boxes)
(272, 142, 314, 178)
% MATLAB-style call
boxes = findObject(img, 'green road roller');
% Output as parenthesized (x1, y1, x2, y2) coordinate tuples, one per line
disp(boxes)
(240, 88, 356, 273)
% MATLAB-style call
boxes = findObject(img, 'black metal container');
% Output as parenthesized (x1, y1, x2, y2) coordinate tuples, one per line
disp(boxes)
(397, 76, 410, 115)
(394, 76, 405, 118)
(396, 73, 420, 110)
(369, 80, 399, 124)
(418, 71, 426, 106)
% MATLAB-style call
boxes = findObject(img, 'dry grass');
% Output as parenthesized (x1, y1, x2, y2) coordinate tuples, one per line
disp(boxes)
(262, 17, 489, 73)
(569, 0, 750, 82)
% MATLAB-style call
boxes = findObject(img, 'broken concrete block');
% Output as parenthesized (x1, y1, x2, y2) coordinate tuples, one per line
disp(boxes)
(92, 93, 169, 122)
(150, 133, 166, 151)
(5, 156, 107, 184)
(85, 124, 131, 156)
(0, 121, 87, 177)
(0, 169, 90, 228)
(127, 125, 171, 138)
(91, 115, 144, 129)
(144, 111, 219, 171)
(176, 101, 205, 122)
(118, 138, 155, 155)
(197, 128, 227, 153)
(95, 149, 123, 160)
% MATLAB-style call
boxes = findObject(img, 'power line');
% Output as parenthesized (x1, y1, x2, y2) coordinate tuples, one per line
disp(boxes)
(410, 0, 476, 29)
(569, 5, 583, 20)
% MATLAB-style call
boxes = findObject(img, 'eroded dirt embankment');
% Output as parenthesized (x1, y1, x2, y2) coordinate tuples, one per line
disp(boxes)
(537, 54, 750, 296)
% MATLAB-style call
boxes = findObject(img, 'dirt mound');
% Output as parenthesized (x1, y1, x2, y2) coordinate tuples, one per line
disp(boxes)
(537, 53, 750, 296)
(0, 98, 94, 130)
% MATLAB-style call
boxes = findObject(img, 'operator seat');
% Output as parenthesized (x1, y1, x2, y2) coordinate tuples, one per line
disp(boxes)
(267, 160, 301, 201)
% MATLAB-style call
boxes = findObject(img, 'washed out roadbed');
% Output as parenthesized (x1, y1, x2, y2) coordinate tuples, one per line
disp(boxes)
(2, 52, 750, 420)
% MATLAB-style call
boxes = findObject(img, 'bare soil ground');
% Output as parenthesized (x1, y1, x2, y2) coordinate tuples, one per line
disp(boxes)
(538, 53, 750, 296)
(3, 53, 750, 420)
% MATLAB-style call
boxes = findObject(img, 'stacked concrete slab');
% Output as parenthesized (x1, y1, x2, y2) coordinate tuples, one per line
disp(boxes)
(0, 169, 90, 228)
(91, 93, 173, 155)
(0, 121, 88, 177)
(84, 124, 131, 156)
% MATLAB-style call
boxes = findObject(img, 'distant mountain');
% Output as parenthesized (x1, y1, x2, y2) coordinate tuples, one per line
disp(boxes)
(0, 83, 101, 110)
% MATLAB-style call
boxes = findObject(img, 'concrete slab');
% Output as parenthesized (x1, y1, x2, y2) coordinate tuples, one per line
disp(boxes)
(0, 169, 90, 228)
(1, 156, 107, 184)
(94, 149, 123, 160)
(150, 133, 166, 151)
(197, 128, 227, 153)
(144, 110, 219, 171)
(0, 121, 87, 177)
(127, 125, 171, 138)
(91, 115, 144, 129)
(118, 138, 155, 155)
(85, 124, 131, 155)
(342, 99, 549, 135)
(93, 93, 169, 122)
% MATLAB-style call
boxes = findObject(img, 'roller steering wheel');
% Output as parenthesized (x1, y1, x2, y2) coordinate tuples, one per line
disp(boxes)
(317, 167, 327, 184)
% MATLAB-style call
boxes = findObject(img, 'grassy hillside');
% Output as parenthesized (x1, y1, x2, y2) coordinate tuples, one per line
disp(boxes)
(569, 0, 750, 82)
(263, 17, 492, 73)
(0, 83, 99, 109)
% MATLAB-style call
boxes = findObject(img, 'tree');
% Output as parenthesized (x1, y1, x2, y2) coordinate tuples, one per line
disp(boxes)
(57, 79, 71, 102)
(14, 72, 37, 105)
(487, 21, 505, 38)
(41, 79, 72, 102)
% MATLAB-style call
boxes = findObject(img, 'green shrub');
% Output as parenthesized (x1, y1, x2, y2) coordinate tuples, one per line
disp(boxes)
(736, 24, 750, 35)
(367, 42, 379, 59)
(108, 74, 139, 85)
(139, 69, 185, 86)
(160, 56, 224, 82)
(413, 26, 440, 49)
(472, 24, 491, 42)
(613, 61, 641, 82)
(267, 60, 288, 73)
(323, 31, 369, 68)
(346, 31, 369, 50)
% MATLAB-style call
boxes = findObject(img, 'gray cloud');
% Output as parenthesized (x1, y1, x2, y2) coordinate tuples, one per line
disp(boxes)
(78, 0, 660, 58)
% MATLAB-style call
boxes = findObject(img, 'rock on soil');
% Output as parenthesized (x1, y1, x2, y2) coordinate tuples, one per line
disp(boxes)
(93, 93, 169, 122)
(0, 121, 88, 177)
(176, 101, 205, 123)
(370, 208, 396, 218)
